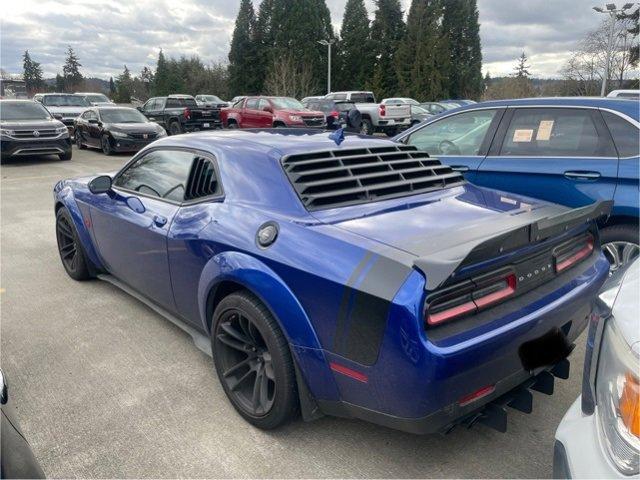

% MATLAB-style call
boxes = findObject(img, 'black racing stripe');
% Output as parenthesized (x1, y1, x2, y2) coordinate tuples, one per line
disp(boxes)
(333, 252, 374, 352)
(337, 256, 413, 365)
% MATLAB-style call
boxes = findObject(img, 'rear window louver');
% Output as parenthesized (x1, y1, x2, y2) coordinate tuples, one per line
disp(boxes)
(185, 156, 219, 200)
(281, 145, 465, 210)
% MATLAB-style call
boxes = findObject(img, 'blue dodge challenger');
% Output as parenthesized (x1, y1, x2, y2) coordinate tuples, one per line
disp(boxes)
(54, 129, 611, 433)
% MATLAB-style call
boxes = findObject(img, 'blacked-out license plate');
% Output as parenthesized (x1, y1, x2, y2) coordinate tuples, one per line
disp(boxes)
(518, 327, 574, 371)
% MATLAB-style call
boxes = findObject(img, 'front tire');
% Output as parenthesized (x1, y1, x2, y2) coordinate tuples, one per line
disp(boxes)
(600, 224, 639, 274)
(101, 135, 113, 155)
(211, 292, 298, 429)
(75, 130, 86, 149)
(360, 118, 373, 135)
(56, 208, 91, 280)
(59, 149, 72, 161)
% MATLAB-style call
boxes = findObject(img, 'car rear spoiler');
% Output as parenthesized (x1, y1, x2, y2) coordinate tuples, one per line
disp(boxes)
(414, 200, 612, 290)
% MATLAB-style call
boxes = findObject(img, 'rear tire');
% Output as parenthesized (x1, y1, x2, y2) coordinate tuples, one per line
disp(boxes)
(169, 121, 183, 135)
(360, 118, 373, 135)
(211, 292, 298, 429)
(56, 208, 91, 281)
(600, 223, 639, 274)
(227, 121, 238, 129)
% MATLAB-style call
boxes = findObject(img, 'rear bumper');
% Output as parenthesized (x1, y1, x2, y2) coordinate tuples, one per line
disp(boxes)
(312, 252, 609, 432)
(554, 398, 624, 478)
(183, 120, 221, 132)
(1, 136, 72, 158)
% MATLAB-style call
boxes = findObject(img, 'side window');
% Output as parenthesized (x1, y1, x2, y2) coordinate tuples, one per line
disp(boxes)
(166, 98, 180, 108)
(88, 111, 98, 121)
(142, 99, 154, 111)
(114, 150, 197, 202)
(246, 98, 259, 110)
(258, 99, 271, 111)
(500, 108, 616, 157)
(602, 111, 639, 158)
(81, 111, 92, 119)
(406, 109, 498, 156)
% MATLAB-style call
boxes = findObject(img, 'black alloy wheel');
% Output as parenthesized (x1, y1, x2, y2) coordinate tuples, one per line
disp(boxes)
(212, 292, 298, 429)
(101, 135, 112, 155)
(75, 129, 85, 149)
(55, 208, 90, 280)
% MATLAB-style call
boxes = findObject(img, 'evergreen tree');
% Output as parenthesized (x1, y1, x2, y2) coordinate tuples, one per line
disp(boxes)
(62, 46, 83, 91)
(228, 0, 258, 96)
(55, 73, 65, 92)
(268, 0, 334, 95)
(22, 50, 44, 94)
(152, 49, 169, 95)
(514, 51, 531, 78)
(395, 0, 448, 101)
(114, 65, 133, 103)
(139, 66, 154, 96)
(109, 77, 116, 96)
(370, 0, 405, 99)
(254, 0, 275, 93)
(335, 0, 372, 90)
(442, 0, 483, 99)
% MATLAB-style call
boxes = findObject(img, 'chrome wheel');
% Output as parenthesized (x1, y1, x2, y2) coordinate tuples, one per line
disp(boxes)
(214, 310, 276, 416)
(602, 241, 640, 273)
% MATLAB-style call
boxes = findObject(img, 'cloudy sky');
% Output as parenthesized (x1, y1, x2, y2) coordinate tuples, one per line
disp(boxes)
(0, 0, 611, 80)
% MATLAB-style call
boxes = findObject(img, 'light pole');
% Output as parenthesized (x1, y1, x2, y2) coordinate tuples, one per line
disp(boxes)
(318, 39, 336, 95)
(593, 3, 636, 96)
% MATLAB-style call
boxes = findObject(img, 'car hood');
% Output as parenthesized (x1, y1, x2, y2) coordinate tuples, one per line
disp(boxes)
(611, 260, 640, 347)
(0, 118, 64, 129)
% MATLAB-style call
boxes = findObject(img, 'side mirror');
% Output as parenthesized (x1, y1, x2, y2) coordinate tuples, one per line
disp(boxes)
(88, 175, 112, 194)
(136, 106, 143, 112)
(0, 369, 7, 405)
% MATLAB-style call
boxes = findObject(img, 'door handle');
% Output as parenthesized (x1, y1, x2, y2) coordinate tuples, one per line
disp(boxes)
(153, 215, 167, 227)
(450, 165, 470, 172)
(564, 171, 601, 180)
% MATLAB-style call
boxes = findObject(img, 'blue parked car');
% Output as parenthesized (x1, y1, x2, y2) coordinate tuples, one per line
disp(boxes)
(54, 130, 611, 433)
(395, 97, 640, 274)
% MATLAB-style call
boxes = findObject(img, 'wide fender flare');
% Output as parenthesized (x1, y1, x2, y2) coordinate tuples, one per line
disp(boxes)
(55, 186, 104, 270)
(197, 251, 322, 350)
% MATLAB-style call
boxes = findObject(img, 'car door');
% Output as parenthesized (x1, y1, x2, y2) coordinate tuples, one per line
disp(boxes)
(86, 110, 102, 147)
(242, 98, 261, 127)
(257, 99, 274, 127)
(400, 108, 504, 181)
(475, 107, 619, 208)
(76, 111, 91, 144)
(89, 148, 193, 312)
(144, 98, 165, 128)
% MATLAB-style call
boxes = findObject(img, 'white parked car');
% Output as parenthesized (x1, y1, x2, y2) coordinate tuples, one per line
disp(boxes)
(554, 260, 640, 478)
(607, 89, 640, 100)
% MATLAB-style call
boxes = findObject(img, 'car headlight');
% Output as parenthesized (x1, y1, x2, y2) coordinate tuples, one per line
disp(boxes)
(156, 128, 167, 137)
(111, 131, 128, 138)
(596, 319, 640, 475)
(289, 115, 302, 122)
(0, 128, 15, 137)
(55, 126, 68, 134)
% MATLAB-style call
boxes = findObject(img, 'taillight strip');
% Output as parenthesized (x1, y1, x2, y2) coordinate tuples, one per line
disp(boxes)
(555, 237, 594, 273)
(427, 300, 476, 326)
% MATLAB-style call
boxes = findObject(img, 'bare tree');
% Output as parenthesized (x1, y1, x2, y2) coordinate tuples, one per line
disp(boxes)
(263, 54, 318, 98)
(560, 12, 639, 94)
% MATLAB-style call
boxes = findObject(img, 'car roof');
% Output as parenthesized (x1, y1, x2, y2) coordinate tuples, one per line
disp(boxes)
(438, 97, 640, 121)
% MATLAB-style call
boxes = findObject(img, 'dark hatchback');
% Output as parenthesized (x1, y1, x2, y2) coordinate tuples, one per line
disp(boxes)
(0, 100, 72, 161)
(301, 98, 362, 131)
(75, 106, 167, 155)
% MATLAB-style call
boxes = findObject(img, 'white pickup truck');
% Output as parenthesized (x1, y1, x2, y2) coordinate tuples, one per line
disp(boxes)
(324, 91, 411, 136)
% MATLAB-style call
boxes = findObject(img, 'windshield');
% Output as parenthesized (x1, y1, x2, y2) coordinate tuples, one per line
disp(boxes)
(441, 103, 459, 110)
(412, 106, 429, 114)
(43, 95, 90, 107)
(0, 101, 51, 121)
(270, 97, 305, 110)
(99, 108, 148, 124)
(86, 94, 110, 103)
(200, 95, 223, 103)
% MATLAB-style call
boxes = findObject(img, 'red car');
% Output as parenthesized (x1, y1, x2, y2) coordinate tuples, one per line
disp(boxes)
(220, 96, 326, 129)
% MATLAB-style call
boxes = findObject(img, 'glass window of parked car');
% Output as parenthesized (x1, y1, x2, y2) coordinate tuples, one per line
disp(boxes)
(0, 101, 51, 121)
(42, 95, 90, 107)
(166, 97, 197, 108)
(258, 99, 271, 111)
(114, 150, 201, 202)
(326, 93, 347, 101)
(270, 97, 305, 110)
(500, 108, 616, 157)
(99, 108, 148, 124)
(246, 98, 260, 110)
(83, 110, 98, 121)
(349, 93, 375, 103)
(601, 111, 639, 158)
(85, 94, 110, 103)
(405, 109, 498, 156)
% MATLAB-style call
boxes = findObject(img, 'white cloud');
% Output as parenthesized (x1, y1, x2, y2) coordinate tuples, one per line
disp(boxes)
(0, 0, 613, 79)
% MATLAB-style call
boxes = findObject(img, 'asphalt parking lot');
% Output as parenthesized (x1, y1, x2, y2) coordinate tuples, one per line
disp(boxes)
(1, 145, 587, 478)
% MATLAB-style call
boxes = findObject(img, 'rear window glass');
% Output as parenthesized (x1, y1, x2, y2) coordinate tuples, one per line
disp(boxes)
(602, 111, 639, 157)
(166, 97, 198, 108)
(350, 93, 375, 103)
